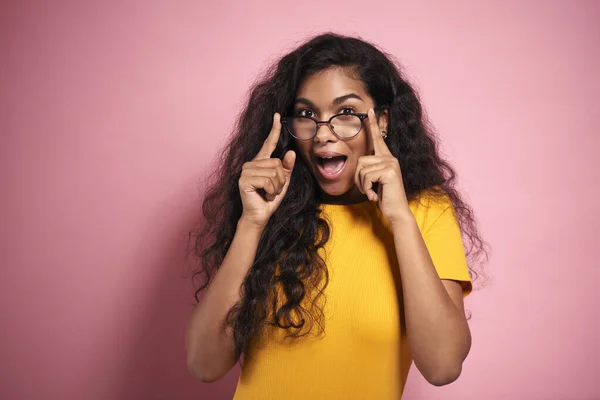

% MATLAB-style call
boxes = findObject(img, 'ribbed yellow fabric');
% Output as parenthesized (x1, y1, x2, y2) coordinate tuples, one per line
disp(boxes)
(233, 190, 471, 399)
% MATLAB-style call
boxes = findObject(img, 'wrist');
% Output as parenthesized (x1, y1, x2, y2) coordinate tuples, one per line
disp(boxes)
(238, 215, 268, 233)
(388, 210, 416, 230)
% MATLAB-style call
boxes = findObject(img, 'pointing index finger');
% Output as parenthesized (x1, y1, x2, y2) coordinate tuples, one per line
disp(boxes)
(255, 113, 282, 160)
(368, 108, 391, 156)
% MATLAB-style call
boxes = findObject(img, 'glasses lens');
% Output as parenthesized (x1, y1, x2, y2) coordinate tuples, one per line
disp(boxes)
(289, 117, 317, 140)
(331, 114, 362, 138)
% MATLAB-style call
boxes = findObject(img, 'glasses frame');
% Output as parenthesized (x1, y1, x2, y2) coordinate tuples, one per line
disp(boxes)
(281, 107, 387, 141)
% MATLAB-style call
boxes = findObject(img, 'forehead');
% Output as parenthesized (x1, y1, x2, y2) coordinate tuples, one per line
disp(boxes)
(296, 67, 370, 102)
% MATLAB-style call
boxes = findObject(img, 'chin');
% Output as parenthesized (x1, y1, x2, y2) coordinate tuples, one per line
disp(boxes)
(318, 180, 354, 196)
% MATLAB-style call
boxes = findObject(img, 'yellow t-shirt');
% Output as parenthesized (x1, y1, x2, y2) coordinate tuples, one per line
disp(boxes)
(233, 190, 472, 399)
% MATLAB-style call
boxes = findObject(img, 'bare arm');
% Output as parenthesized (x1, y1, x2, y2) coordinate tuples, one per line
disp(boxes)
(185, 113, 296, 382)
(353, 109, 470, 386)
(185, 217, 265, 382)
(391, 214, 471, 386)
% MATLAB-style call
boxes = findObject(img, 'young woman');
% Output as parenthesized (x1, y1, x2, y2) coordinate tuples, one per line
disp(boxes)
(186, 33, 488, 399)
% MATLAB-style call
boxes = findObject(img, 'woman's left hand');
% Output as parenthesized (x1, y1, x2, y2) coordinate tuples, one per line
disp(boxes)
(355, 108, 413, 226)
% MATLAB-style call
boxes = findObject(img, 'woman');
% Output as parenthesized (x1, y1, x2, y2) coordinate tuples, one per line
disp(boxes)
(186, 33, 488, 399)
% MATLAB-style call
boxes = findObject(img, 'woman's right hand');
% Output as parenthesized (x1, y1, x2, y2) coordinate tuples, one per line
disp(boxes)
(238, 113, 296, 229)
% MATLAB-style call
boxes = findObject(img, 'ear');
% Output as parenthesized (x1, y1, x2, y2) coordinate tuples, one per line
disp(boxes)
(377, 108, 389, 133)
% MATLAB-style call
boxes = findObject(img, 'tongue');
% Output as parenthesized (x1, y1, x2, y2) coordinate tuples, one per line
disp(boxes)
(322, 156, 345, 173)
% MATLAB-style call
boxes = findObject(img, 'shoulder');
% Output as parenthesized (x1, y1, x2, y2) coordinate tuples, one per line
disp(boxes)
(409, 186, 457, 234)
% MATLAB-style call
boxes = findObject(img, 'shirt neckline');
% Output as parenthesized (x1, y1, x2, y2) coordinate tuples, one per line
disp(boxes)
(319, 200, 372, 208)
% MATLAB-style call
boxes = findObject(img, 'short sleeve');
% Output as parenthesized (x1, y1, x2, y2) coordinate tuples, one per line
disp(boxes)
(413, 193, 472, 296)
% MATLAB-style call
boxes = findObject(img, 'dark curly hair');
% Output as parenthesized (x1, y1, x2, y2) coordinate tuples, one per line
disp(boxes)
(189, 32, 490, 361)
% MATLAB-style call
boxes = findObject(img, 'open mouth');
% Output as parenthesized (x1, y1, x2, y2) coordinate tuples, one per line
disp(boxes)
(315, 155, 348, 180)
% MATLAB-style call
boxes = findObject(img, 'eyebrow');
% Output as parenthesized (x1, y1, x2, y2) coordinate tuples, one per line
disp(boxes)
(294, 93, 365, 108)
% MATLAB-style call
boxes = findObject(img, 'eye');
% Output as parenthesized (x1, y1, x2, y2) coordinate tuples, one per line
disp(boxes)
(297, 109, 315, 118)
(340, 107, 356, 114)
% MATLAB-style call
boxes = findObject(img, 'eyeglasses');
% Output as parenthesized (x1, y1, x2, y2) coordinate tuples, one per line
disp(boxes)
(281, 108, 385, 141)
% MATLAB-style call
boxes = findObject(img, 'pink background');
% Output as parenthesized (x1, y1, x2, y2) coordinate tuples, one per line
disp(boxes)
(1, 1, 599, 399)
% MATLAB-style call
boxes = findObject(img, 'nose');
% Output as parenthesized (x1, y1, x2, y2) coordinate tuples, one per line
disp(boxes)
(313, 122, 337, 143)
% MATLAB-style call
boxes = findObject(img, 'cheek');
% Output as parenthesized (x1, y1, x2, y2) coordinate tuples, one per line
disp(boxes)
(363, 127, 375, 155)
(344, 136, 369, 181)
(294, 141, 313, 165)
(349, 133, 371, 158)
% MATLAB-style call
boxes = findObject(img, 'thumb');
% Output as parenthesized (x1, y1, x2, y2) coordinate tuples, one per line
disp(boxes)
(282, 150, 296, 174)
